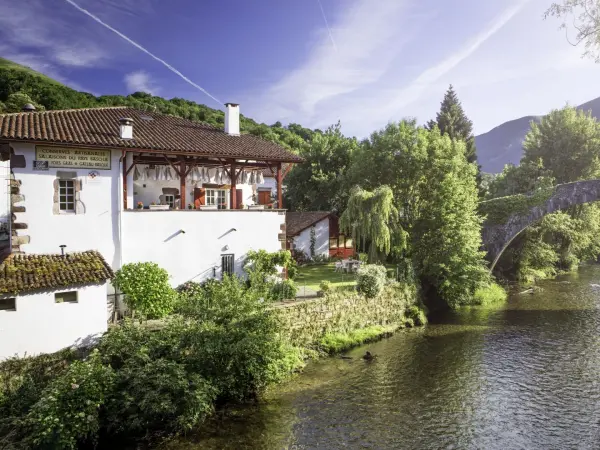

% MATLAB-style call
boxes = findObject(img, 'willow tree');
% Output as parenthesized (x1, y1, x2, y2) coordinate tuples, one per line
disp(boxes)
(340, 186, 407, 262)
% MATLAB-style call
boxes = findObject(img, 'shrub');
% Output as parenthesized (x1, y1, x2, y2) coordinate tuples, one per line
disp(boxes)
(269, 279, 297, 301)
(319, 280, 332, 293)
(473, 282, 507, 306)
(113, 262, 177, 319)
(104, 356, 217, 437)
(356, 264, 387, 298)
(405, 305, 427, 326)
(357, 253, 369, 264)
(24, 350, 114, 450)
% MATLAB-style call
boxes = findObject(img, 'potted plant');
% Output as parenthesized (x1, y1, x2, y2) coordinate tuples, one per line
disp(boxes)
(187, 203, 194, 210)
(136, 201, 144, 209)
(149, 201, 169, 211)
(239, 203, 246, 209)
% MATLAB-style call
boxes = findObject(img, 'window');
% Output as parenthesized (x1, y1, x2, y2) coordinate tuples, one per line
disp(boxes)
(207, 189, 227, 209)
(164, 194, 175, 208)
(221, 254, 235, 277)
(329, 237, 338, 249)
(55, 291, 78, 303)
(0, 298, 15, 311)
(59, 180, 75, 212)
(345, 237, 353, 248)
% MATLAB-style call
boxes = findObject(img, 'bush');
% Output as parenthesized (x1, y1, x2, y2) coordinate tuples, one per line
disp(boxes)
(473, 282, 507, 306)
(269, 279, 297, 301)
(357, 253, 369, 264)
(24, 350, 114, 450)
(319, 280, 332, 293)
(405, 305, 427, 326)
(104, 356, 216, 437)
(113, 262, 177, 319)
(357, 264, 387, 298)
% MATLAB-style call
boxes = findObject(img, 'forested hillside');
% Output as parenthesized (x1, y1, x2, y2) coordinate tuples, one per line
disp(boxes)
(0, 57, 317, 154)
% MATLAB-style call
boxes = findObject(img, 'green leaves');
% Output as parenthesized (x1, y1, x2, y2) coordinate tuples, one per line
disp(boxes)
(113, 262, 176, 319)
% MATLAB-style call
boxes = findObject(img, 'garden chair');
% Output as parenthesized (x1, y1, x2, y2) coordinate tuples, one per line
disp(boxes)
(334, 261, 343, 272)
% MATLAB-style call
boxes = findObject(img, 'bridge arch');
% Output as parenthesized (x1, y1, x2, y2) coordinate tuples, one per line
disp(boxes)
(481, 180, 600, 271)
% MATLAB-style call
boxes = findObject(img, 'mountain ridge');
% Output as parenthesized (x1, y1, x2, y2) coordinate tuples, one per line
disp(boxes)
(476, 96, 600, 173)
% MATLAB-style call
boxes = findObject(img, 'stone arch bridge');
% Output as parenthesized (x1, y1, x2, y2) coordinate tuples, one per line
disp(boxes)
(481, 180, 600, 271)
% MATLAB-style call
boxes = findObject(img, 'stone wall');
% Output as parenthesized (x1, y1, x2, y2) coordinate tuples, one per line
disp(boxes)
(273, 283, 418, 347)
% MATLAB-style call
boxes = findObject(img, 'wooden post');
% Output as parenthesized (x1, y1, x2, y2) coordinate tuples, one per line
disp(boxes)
(179, 158, 186, 209)
(230, 160, 237, 209)
(276, 162, 283, 209)
(122, 151, 128, 209)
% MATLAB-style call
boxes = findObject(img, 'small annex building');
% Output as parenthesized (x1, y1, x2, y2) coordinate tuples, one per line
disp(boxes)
(0, 250, 113, 360)
(286, 212, 355, 260)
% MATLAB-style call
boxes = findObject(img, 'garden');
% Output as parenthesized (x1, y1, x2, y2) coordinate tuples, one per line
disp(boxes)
(0, 250, 425, 449)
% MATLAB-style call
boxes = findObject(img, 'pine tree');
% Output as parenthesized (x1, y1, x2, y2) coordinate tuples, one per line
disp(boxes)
(429, 85, 482, 194)
(429, 85, 477, 164)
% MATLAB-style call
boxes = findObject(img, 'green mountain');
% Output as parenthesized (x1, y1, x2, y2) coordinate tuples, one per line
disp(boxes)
(0, 57, 316, 153)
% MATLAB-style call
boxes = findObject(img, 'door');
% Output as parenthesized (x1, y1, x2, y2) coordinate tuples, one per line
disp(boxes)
(258, 190, 271, 205)
(194, 188, 205, 208)
(236, 189, 243, 209)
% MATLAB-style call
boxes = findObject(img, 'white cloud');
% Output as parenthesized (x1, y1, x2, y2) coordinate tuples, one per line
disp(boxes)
(246, 0, 417, 125)
(124, 70, 159, 94)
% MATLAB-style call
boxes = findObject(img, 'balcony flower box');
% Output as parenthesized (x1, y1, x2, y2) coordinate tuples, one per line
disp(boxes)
(199, 205, 218, 211)
(248, 205, 265, 210)
(149, 204, 169, 211)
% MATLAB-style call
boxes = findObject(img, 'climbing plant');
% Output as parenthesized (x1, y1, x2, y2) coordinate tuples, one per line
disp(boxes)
(309, 226, 316, 259)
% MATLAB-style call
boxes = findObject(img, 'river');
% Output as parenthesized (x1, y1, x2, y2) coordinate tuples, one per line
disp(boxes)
(172, 265, 600, 449)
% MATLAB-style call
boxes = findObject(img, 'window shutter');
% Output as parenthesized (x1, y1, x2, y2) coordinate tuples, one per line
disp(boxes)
(194, 188, 206, 208)
(235, 189, 243, 209)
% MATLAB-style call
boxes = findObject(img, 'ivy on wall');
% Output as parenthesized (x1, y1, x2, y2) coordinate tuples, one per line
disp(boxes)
(478, 186, 556, 225)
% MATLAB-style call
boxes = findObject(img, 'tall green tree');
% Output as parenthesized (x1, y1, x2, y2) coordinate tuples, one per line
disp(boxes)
(342, 120, 489, 308)
(489, 106, 600, 282)
(285, 122, 358, 212)
(427, 85, 478, 165)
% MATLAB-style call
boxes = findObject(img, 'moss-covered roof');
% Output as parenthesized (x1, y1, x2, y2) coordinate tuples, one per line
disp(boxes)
(0, 251, 114, 295)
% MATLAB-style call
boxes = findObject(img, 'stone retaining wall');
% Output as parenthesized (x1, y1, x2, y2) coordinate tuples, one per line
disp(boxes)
(273, 283, 418, 347)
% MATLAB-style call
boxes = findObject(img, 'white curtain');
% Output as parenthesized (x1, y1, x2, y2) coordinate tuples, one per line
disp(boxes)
(155, 166, 165, 181)
(133, 165, 146, 181)
(146, 166, 156, 181)
(164, 166, 175, 181)
(257, 171, 264, 184)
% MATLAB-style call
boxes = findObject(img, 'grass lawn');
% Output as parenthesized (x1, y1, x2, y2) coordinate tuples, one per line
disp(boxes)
(295, 263, 398, 291)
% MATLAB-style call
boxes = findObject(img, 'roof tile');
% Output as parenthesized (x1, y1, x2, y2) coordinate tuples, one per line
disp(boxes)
(0, 251, 114, 295)
(0, 107, 303, 163)
(286, 211, 332, 236)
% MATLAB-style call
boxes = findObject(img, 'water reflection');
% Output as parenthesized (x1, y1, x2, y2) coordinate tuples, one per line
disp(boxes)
(171, 265, 600, 449)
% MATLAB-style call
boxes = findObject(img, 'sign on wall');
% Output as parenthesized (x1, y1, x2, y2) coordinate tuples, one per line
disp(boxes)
(35, 146, 111, 170)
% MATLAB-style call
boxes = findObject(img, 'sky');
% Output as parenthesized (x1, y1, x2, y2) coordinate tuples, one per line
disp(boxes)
(0, 0, 598, 137)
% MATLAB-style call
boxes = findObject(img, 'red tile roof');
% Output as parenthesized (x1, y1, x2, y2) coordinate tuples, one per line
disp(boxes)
(286, 211, 332, 236)
(0, 251, 114, 294)
(0, 107, 303, 163)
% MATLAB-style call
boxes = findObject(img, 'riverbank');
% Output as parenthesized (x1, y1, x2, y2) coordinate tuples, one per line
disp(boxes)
(170, 265, 600, 449)
(0, 277, 424, 449)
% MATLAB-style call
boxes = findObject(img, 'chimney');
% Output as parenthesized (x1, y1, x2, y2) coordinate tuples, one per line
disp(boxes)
(22, 103, 36, 112)
(119, 117, 134, 140)
(224, 103, 240, 136)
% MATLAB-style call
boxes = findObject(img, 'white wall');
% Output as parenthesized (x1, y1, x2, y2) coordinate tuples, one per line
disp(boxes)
(121, 210, 285, 286)
(292, 218, 329, 258)
(0, 284, 108, 360)
(11, 143, 122, 268)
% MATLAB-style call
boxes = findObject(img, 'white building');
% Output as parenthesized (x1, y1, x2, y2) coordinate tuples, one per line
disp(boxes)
(0, 251, 113, 359)
(0, 104, 301, 326)
(286, 212, 355, 260)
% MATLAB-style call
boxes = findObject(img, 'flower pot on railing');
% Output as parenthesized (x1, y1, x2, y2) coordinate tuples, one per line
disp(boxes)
(149, 204, 169, 211)
(248, 205, 265, 210)
(199, 205, 218, 211)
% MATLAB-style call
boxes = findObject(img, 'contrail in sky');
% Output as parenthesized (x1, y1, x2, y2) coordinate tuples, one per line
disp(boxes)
(317, 0, 338, 52)
(63, 0, 223, 106)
